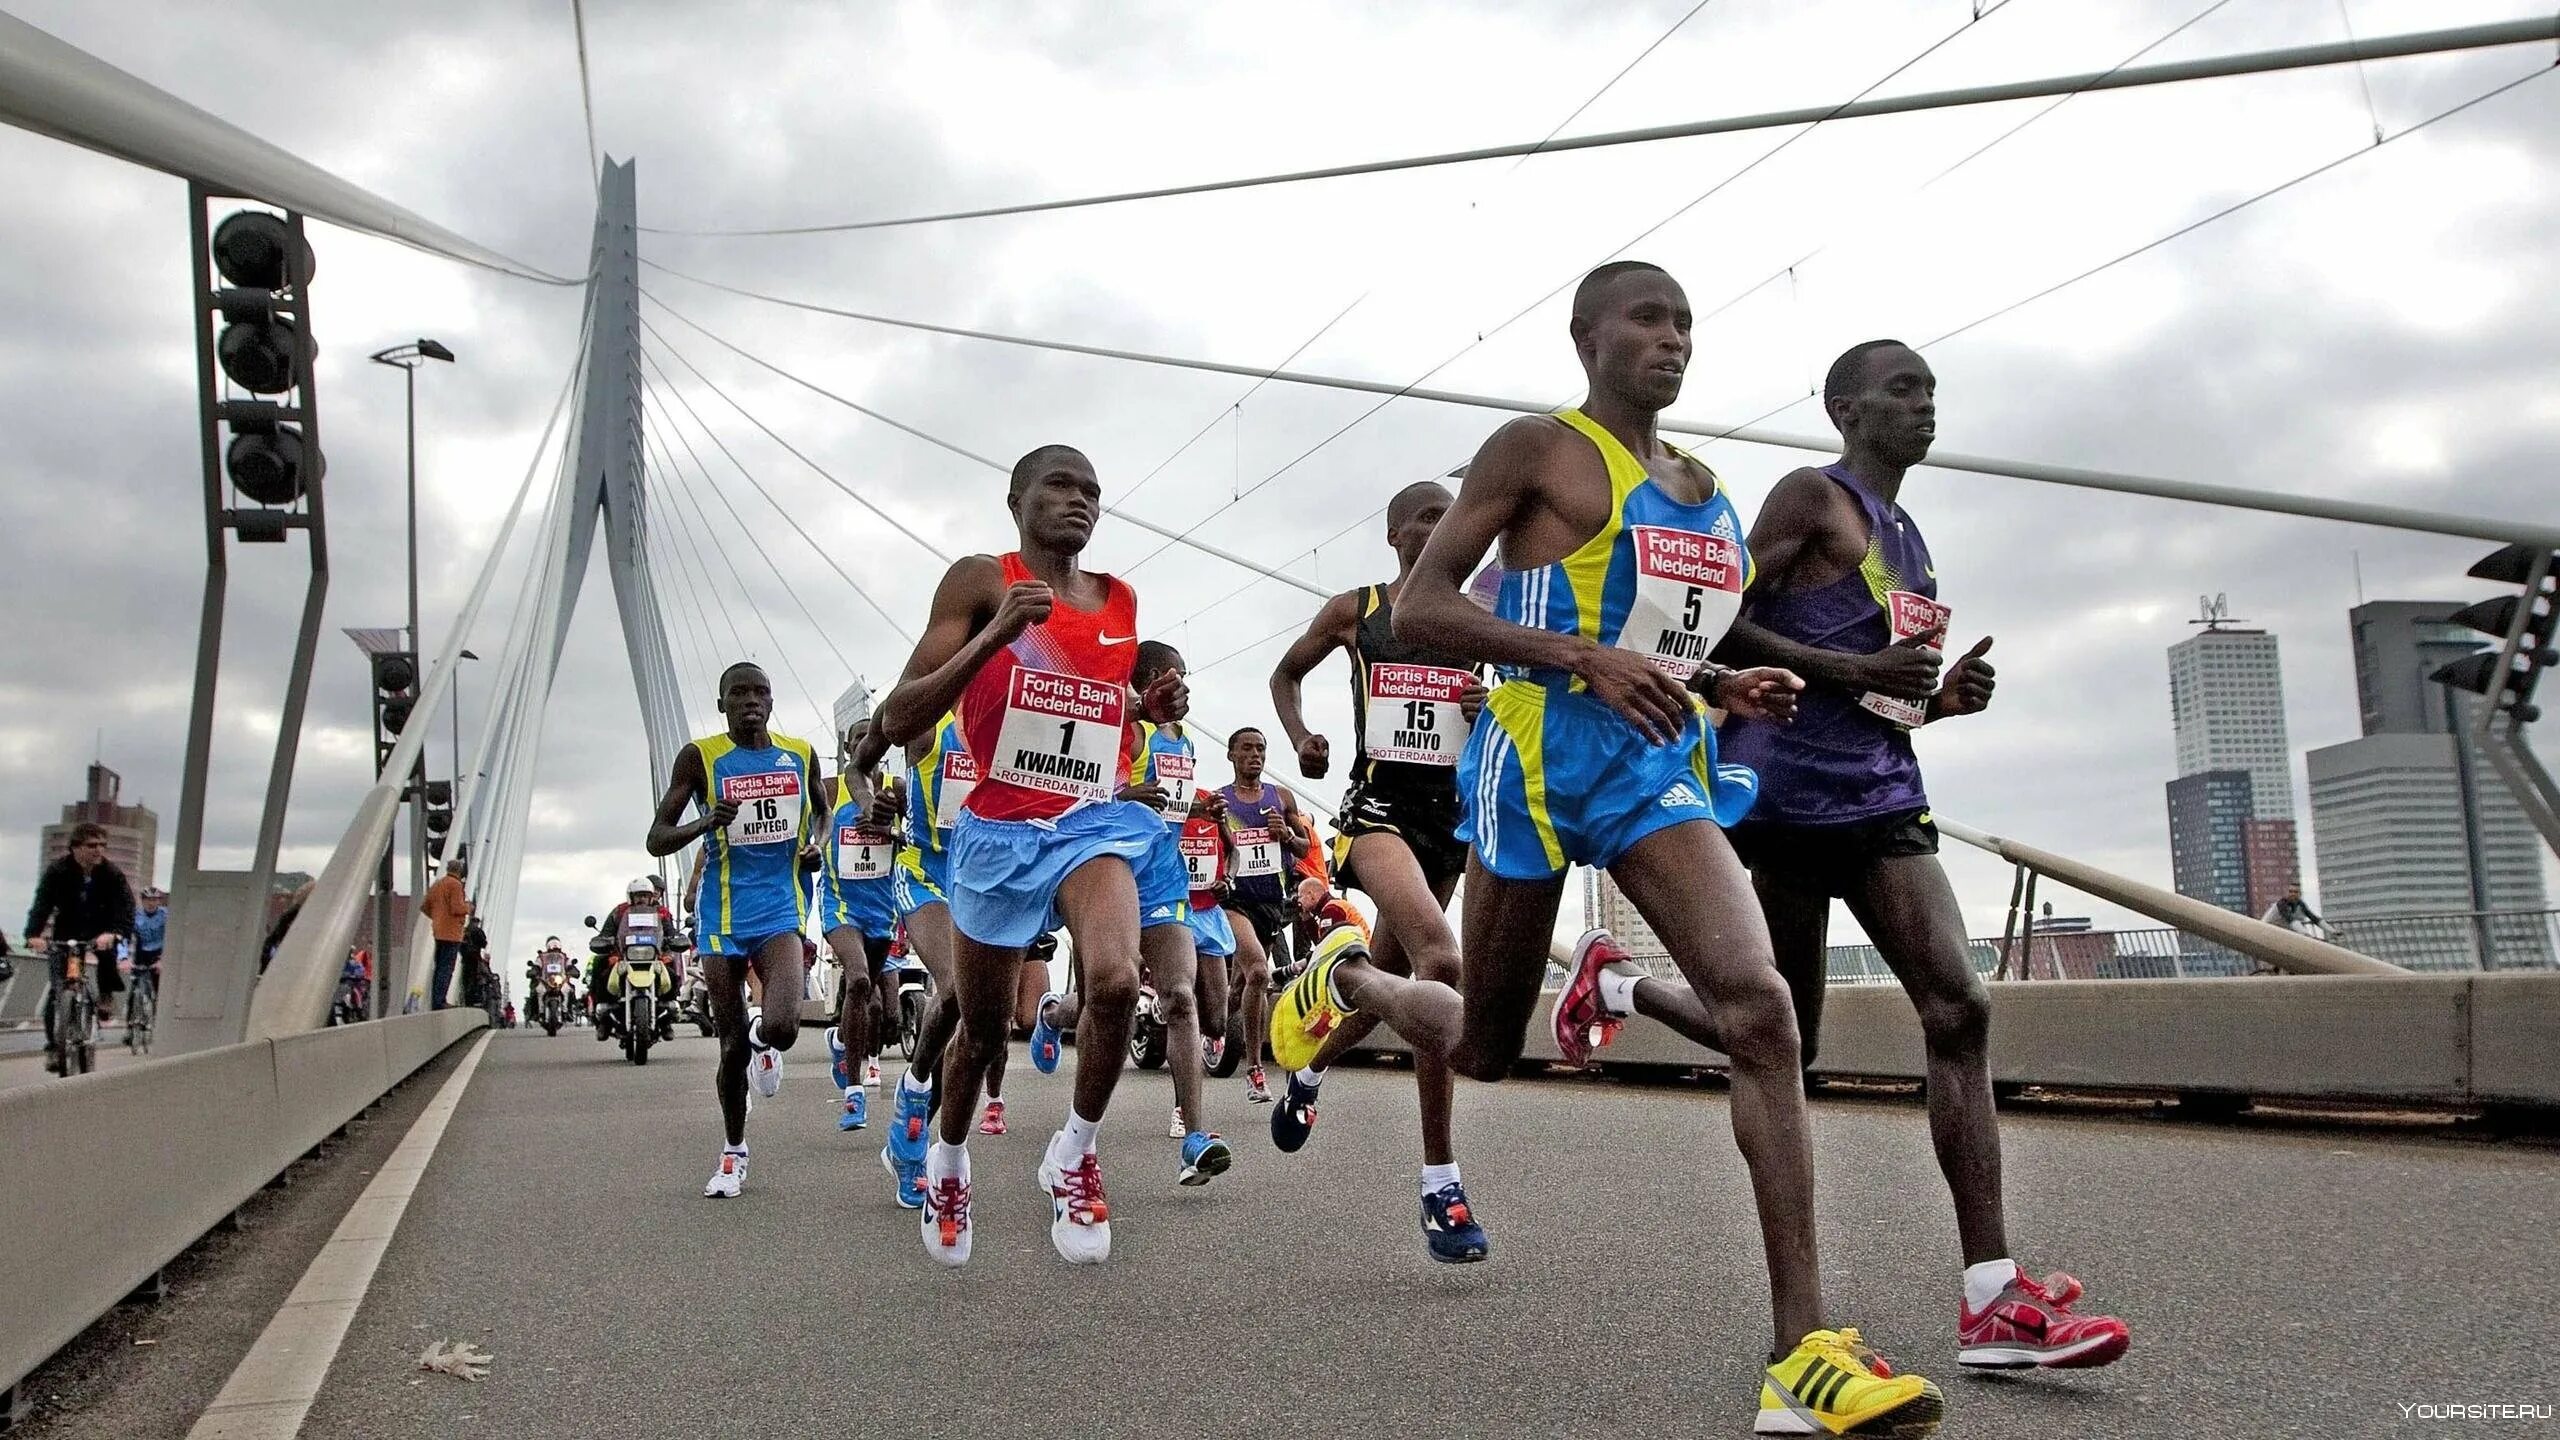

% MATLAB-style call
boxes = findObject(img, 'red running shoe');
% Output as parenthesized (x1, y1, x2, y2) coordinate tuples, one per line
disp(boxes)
(978, 1099, 1008, 1136)
(1552, 929, 1631, 1069)
(1959, 1270, 2129, 1369)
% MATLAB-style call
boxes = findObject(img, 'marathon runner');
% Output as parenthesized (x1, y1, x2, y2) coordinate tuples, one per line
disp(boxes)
(1267, 263, 1944, 1435)
(820, 718, 902, 1134)
(875, 443, 1185, 1266)
(1715, 338, 2127, 1371)
(1214, 727, 1311, 1104)
(646, 661, 823, 1200)
(1267, 477, 1490, 1261)
(859, 711, 971, 1207)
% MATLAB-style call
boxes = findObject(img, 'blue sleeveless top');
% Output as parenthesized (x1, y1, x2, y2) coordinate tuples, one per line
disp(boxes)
(694, 731, 819, 940)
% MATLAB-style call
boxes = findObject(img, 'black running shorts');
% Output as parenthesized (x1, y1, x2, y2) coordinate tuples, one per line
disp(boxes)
(1726, 807, 1939, 899)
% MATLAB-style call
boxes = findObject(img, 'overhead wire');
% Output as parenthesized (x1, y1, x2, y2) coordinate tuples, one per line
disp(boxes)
(642, 421, 836, 731)
(633, 16, 2560, 236)
(639, 343, 920, 642)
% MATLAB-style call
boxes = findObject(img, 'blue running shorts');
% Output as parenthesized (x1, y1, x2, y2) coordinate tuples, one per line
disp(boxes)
(1458, 680, 1758, 881)
(949, 801, 1170, 949)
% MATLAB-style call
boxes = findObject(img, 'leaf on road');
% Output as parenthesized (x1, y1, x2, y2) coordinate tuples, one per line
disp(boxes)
(418, 1340, 493, 1382)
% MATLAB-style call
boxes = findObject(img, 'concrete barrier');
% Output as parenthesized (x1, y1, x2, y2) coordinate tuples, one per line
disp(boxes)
(1356, 972, 2560, 1107)
(0, 1009, 483, 1399)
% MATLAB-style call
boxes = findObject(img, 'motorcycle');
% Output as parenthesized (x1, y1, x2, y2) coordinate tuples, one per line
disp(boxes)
(891, 955, 931, 1059)
(535, 950, 573, 1035)
(590, 911, 681, 1066)
(329, 954, 369, 1027)
(1127, 980, 1167, 1071)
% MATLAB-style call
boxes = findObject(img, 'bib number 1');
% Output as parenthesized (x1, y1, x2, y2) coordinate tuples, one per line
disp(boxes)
(989, 666, 1126, 804)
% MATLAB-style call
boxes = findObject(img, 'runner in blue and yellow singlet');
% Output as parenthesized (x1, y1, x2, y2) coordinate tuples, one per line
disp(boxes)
(819, 717, 902, 1135)
(1264, 263, 1943, 1438)
(647, 661, 827, 1201)
(856, 711, 973, 1207)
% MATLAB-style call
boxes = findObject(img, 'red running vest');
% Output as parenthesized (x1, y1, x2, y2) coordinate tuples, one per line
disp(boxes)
(958, 552, 1141, 823)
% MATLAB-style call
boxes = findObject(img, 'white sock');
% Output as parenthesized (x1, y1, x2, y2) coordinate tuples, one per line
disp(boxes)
(722, 1141, 748, 1157)
(1597, 967, 1643, 1017)
(1295, 1067, 1323, 1089)
(1421, 1162, 1460, 1195)
(901, 1068, 933, 1096)
(1964, 1258, 2020, 1312)
(1062, 1108, 1101, 1155)
(926, 1140, 966, 1183)
(746, 1013, 766, 1050)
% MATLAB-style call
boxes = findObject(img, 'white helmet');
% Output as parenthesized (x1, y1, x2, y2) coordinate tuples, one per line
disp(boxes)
(627, 876, 656, 899)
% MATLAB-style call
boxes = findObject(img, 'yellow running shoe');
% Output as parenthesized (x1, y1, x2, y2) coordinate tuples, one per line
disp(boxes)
(1268, 926, 1364, 1073)
(1755, 1328, 1944, 1436)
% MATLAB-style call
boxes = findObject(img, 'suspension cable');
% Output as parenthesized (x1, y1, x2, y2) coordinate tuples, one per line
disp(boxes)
(636, 15, 2560, 237)
(642, 423, 835, 730)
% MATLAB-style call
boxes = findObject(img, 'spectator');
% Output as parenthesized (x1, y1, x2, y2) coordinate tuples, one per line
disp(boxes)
(420, 858, 474, 1011)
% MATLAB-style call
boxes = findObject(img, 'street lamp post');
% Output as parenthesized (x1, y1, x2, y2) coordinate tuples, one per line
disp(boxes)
(368, 339, 453, 1009)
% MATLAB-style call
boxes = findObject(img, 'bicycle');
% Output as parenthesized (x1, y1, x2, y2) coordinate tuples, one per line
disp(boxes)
(46, 941, 103, 1077)
(125, 960, 157, 1054)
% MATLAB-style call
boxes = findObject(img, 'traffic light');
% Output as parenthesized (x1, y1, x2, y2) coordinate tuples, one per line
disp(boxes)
(205, 208, 323, 524)
(2434, 545, 2559, 726)
(371, 651, 417, 738)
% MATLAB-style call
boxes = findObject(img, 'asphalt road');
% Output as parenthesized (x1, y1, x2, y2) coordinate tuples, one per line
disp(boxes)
(175, 1028, 2541, 1440)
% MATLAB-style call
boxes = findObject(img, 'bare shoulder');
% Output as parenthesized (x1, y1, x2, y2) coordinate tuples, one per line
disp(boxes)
(1758, 466, 1853, 530)
(1467, 414, 1573, 482)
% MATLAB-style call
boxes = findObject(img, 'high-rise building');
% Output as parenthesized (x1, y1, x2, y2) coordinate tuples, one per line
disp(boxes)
(38, 762, 158, 892)
(2166, 769, 2253, 913)
(2166, 613, 2294, 821)
(2310, 597, 2549, 936)
(2241, 818, 2299, 917)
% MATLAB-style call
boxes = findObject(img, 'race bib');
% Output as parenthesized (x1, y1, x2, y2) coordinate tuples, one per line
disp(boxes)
(988, 667, 1127, 804)
(1615, 524, 1744, 680)
(1153, 751, 1197, 823)
(1234, 826, 1282, 878)
(835, 825, 896, 880)
(936, 751, 979, 829)
(1858, 591, 1949, 730)
(720, 765, 805, 847)
(1180, 829, 1224, 889)
(1363, 663, 1473, 766)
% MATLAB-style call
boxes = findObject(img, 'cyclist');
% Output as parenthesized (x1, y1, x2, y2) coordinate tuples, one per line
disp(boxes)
(26, 822, 136, 1067)
(129, 886, 168, 1033)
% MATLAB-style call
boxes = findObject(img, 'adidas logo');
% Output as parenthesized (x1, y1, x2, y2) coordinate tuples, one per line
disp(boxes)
(1659, 782, 1704, 810)
(1147, 905, 1177, 922)
(1710, 511, 1739, 542)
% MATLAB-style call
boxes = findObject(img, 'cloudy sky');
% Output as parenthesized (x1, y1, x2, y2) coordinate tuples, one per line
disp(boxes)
(4, 0, 2554, 980)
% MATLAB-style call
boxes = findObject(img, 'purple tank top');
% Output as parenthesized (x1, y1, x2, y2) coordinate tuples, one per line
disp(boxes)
(1718, 464, 1935, 826)
(1216, 783, 1291, 905)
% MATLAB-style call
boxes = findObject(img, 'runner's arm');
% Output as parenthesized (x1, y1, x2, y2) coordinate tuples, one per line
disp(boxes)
(1395, 419, 1595, 672)
(646, 744, 718, 858)
(1269, 591, 1359, 777)
(1275, 788, 1312, 859)
(876, 555, 1011, 747)
(1717, 468, 1875, 689)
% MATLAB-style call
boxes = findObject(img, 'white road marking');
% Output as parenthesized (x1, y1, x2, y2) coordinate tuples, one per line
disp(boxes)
(185, 1032, 494, 1440)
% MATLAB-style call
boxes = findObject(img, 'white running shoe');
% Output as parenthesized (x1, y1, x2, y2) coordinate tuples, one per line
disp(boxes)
(702, 1146, 748, 1199)
(749, 1043, 784, 1099)
(1038, 1133, 1113, 1265)
(1169, 1107, 1186, 1140)
(922, 1149, 973, 1266)
(865, 1057, 882, 1088)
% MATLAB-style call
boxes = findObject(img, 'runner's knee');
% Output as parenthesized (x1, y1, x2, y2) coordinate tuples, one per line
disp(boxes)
(1156, 977, 1198, 1027)
(1081, 959, 1140, 1016)
(1915, 977, 1989, 1057)
(1714, 971, 1803, 1069)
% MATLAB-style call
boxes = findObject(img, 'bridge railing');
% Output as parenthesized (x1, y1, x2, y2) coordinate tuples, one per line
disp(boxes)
(1815, 910, 2560, 983)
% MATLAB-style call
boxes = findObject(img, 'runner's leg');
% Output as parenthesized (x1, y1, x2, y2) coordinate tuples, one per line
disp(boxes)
(1309, 833, 1460, 1164)
(1608, 821, 1820, 1355)
(1755, 870, 1833, 1069)
(747, 933, 806, 1052)
(825, 927, 875, 1085)
(705, 952, 752, 1147)
(1845, 854, 2005, 1265)
(1145, 923, 1206, 1133)
(1056, 856, 1143, 1128)
(939, 933, 1026, 1146)
(1325, 858, 1554, 1079)
(904, 902, 960, 1083)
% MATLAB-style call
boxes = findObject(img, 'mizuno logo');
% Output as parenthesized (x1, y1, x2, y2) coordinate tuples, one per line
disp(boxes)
(1099, 634, 1136, 645)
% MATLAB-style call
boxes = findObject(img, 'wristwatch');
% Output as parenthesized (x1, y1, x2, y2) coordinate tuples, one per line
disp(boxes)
(1689, 661, 1738, 702)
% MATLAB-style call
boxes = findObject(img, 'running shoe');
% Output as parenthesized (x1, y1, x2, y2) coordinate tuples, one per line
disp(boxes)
(1268, 926, 1363, 1073)
(1420, 1181, 1489, 1264)
(1178, 1131, 1232, 1186)
(1245, 1063, 1273, 1104)
(826, 1025, 849, 1089)
(701, 1147, 748, 1199)
(1757, 1328, 1944, 1436)
(888, 1079, 933, 1167)
(1038, 1136, 1112, 1264)
(839, 1086, 868, 1131)
(748, 1041, 784, 1099)
(922, 1165, 972, 1266)
(1169, 1107, 1187, 1140)
(1554, 928, 1634, 1068)
(980, 1099, 1008, 1136)
(880, 1142, 925, 1209)
(1958, 1271, 2129, 1369)
(1202, 1033, 1226, 1071)
(1270, 1069, 1319, 1153)
(1029, 992, 1064, 1075)
(865, 1056, 883, 1088)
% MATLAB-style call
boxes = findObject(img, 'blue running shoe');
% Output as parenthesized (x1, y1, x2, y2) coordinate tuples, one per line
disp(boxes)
(827, 1026, 850, 1091)
(839, 1087, 868, 1131)
(1178, 1131, 1232, 1187)
(880, 1142, 925, 1209)
(888, 1080, 933, 1167)
(1271, 1070, 1320, 1154)
(1421, 1181, 1490, 1264)
(1029, 992, 1063, 1075)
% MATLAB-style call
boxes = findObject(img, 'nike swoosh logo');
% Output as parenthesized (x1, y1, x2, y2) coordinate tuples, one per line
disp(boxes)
(1099, 634, 1136, 645)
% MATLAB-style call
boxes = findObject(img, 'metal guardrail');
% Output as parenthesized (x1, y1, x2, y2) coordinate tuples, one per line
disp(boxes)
(0, 1008, 483, 1400)
(1814, 910, 2560, 983)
